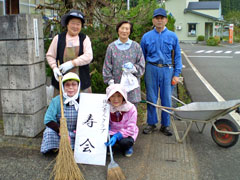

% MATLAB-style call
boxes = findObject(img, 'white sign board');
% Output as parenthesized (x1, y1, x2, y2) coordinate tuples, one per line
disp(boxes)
(33, 18, 39, 57)
(74, 93, 110, 166)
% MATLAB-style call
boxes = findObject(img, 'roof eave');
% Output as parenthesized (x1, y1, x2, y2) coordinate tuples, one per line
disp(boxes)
(184, 9, 223, 21)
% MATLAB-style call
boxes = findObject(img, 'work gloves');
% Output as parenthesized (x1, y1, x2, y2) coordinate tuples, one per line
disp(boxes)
(53, 67, 62, 81)
(105, 132, 123, 147)
(59, 61, 74, 74)
(53, 61, 74, 81)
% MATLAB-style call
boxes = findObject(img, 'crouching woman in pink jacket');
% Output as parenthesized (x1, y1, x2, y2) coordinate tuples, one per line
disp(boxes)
(105, 83, 139, 157)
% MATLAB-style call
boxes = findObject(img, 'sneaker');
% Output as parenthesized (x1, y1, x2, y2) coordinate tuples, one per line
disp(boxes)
(125, 147, 133, 157)
(160, 126, 172, 136)
(143, 125, 157, 134)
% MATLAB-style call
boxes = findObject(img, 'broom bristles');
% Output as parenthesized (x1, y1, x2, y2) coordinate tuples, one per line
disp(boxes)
(50, 117, 85, 180)
(107, 166, 126, 180)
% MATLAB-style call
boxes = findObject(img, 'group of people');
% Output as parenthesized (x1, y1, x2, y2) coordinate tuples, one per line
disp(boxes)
(41, 8, 182, 158)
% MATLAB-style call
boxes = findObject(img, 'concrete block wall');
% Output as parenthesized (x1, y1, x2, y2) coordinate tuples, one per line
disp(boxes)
(0, 14, 46, 137)
(0, 62, 45, 89)
(0, 39, 44, 65)
(0, 14, 44, 40)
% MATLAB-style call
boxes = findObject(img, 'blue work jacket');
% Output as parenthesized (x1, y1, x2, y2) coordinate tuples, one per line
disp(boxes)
(141, 28, 182, 77)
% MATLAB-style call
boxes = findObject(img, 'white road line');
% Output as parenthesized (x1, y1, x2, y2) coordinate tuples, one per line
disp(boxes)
(224, 51, 232, 54)
(221, 44, 240, 48)
(215, 50, 223, 53)
(187, 56, 232, 58)
(195, 50, 205, 53)
(205, 50, 214, 53)
(235, 51, 240, 54)
(182, 51, 240, 126)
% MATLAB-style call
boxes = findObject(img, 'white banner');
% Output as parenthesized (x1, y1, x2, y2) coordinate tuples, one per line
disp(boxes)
(74, 93, 110, 166)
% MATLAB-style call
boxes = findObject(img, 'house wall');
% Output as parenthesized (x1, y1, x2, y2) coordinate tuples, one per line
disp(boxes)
(176, 13, 215, 42)
(166, 0, 221, 43)
(165, 0, 186, 29)
(194, 9, 220, 18)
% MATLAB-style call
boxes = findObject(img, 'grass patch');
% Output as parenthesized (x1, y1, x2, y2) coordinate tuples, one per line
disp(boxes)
(0, 117, 3, 135)
(177, 82, 192, 106)
(137, 81, 192, 126)
(137, 102, 147, 126)
(0, 118, 3, 128)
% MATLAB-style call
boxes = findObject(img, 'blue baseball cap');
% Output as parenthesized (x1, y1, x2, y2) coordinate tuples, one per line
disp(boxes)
(153, 8, 167, 18)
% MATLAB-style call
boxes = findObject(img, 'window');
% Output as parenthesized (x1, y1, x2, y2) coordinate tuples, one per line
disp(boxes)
(0, 1, 3, 15)
(0, 0, 58, 16)
(188, 23, 197, 36)
(19, 0, 37, 14)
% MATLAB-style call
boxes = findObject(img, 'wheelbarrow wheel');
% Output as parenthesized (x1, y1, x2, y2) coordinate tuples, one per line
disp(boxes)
(211, 119, 239, 148)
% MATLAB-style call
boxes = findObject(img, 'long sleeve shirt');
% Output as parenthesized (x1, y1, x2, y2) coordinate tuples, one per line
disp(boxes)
(103, 41, 145, 103)
(46, 33, 93, 69)
(141, 28, 182, 77)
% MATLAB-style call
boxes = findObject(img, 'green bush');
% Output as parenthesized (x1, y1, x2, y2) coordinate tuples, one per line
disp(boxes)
(206, 37, 219, 46)
(234, 36, 240, 43)
(46, 63, 53, 77)
(197, 35, 204, 41)
(214, 36, 221, 44)
(90, 70, 108, 93)
(222, 36, 229, 42)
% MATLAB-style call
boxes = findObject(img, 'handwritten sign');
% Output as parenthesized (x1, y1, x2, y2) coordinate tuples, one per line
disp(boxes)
(74, 93, 110, 166)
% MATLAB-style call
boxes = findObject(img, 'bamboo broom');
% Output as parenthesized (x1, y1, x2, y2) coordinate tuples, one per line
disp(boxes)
(107, 134, 126, 180)
(50, 62, 85, 180)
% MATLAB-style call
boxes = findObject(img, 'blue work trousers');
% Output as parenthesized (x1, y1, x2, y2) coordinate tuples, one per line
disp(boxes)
(145, 63, 174, 127)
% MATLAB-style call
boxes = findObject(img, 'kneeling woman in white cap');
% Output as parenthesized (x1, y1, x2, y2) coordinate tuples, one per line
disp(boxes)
(41, 72, 80, 154)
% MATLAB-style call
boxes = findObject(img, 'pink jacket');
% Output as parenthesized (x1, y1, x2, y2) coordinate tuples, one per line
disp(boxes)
(106, 84, 139, 141)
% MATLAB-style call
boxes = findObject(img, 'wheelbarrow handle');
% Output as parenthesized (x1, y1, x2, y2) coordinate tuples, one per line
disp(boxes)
(141, 100, 178, 111)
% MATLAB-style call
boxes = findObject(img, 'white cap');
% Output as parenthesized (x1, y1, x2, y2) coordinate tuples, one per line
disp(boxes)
(62, 72, 80, 83)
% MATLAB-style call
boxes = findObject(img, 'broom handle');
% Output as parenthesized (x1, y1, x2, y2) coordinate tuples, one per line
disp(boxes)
(57, 61, 65, 118)
(108, 134, 114, 162)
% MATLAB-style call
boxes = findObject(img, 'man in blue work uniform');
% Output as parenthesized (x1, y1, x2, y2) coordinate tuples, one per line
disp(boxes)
(141, 8, 182, 136)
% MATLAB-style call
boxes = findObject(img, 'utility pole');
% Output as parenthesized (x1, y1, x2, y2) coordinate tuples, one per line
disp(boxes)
(160, 0, 165, 6)
(127, 0, 130, 10)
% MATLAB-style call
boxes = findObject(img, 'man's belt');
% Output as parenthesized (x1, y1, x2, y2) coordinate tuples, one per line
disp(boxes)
(148, 62, 173, 68)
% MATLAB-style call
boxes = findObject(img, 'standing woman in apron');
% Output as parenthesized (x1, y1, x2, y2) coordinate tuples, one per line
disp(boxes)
(46, 10, 93, 96)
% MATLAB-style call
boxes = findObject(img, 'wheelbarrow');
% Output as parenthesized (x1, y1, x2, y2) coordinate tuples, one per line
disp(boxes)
(143, 97, 240, 148)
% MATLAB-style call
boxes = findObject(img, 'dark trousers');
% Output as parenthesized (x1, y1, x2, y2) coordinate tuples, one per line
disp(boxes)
(117, 136, 134, 152)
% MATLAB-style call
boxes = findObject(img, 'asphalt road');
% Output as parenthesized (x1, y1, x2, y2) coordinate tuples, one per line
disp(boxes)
(180, 42, 240, 180)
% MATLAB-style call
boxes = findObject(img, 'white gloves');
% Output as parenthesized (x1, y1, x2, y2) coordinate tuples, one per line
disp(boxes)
(53, 67, 62, 81)
(122, 62, 137, 73)
(59, 61, 74, 74)
(108, 79, 114, 85)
